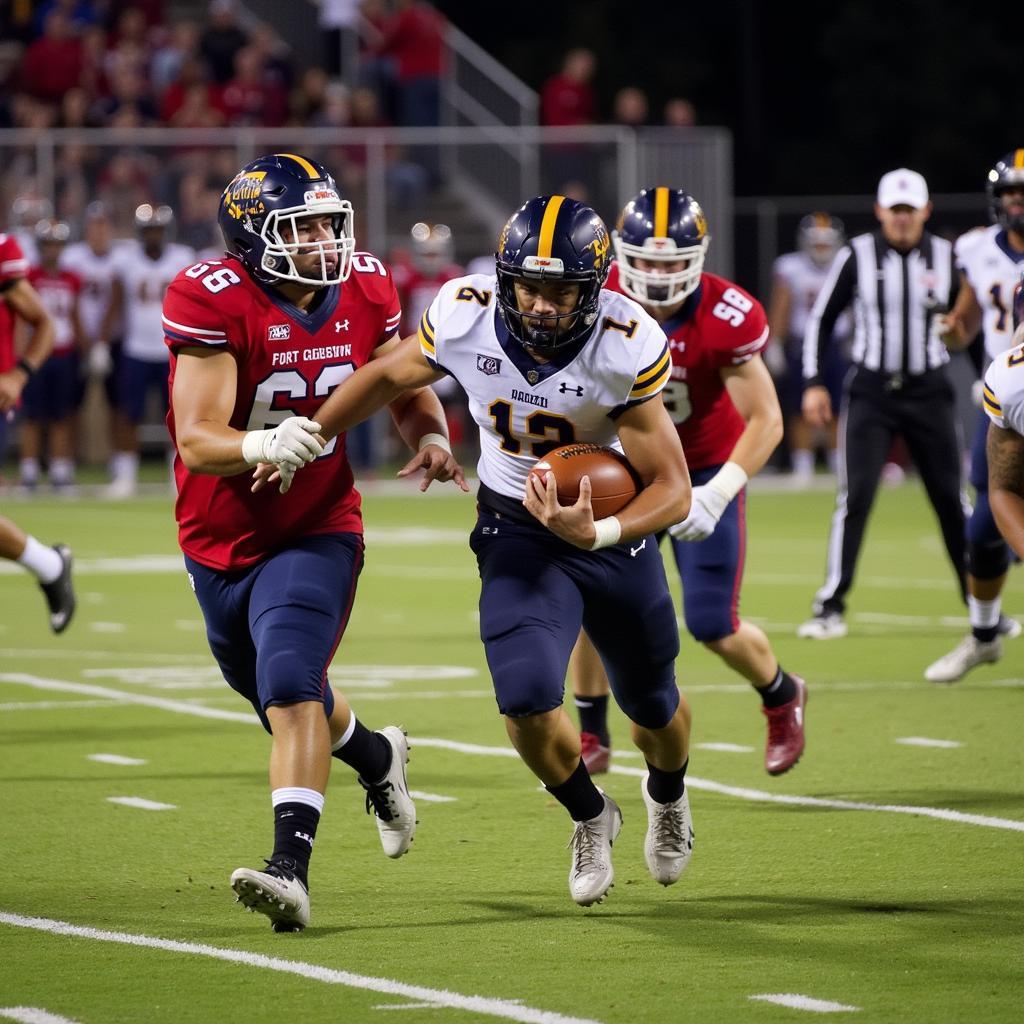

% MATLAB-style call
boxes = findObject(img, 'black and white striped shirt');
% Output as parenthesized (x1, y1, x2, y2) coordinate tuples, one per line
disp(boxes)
(803, 230, 957, 385)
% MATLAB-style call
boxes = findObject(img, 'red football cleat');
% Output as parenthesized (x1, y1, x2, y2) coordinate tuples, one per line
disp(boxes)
(762, 676, 807, 775)
(580, 731, 611, 774)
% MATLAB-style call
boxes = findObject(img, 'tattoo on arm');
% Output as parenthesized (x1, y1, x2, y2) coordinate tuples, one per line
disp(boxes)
(986, 424, 1024, 495)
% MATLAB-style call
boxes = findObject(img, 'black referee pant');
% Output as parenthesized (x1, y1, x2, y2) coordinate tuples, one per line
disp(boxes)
(813, 367, 969, 616)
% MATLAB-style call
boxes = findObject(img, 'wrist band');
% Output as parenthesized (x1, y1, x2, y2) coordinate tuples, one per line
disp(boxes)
(591, 516, 622, 550)
(418, 432, 452, 454)
(708, 461, 748, 502)
(16, 358, 35, 378)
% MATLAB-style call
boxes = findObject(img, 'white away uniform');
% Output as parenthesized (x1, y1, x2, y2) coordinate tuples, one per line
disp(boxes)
(955, 225, 1024, 362)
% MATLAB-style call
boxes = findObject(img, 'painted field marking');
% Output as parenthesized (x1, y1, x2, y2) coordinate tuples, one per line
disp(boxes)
(0, 912, 603, 1024)
(0, 700, 133, 713)
(87, 623, 126, 634)
(895, 737, 963, 749)
(4, 674, 1023, 834)
(106, 797, 176, 811)
(88, 754, 148, 766)
(0, 1008, 82, 1024)
(408, 791, 457, 803)
(697, 743, 755, 753)
(749, 993, 860, 1013)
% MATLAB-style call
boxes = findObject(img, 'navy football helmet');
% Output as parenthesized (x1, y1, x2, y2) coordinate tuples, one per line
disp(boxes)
(613, 187, 709, 307)
(495, 195, 612, 352)
(218, 153, 354, 287)
(987, 150, 1024, 233)
(797, 211, 844, 269)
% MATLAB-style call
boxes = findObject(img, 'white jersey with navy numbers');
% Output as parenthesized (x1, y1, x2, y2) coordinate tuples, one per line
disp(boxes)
(773, 250, 851, 343)
(60, 240, 130, 342)
(112, 240, 195, 361)
(983, 341, 1024, 434)
(418, 273, 671, 500)
(955, 225, 1024, 361)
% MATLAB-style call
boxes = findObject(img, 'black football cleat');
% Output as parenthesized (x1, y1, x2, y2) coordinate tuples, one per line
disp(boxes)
(40, 544, 76, 634)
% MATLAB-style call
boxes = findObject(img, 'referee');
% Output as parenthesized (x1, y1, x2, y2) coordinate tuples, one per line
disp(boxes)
(797, 168, 969, 639)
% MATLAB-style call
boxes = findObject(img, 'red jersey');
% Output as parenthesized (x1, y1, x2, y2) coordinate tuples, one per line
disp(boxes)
(0, 234, 30, 373)
(607, 266, 769, 469)
(163, 253, 403, 571)
(28, 266, 81, 354)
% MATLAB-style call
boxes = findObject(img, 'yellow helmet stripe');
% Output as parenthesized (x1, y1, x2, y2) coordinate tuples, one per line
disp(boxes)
(276, 152, 320, 179)
(537, 195, 567, 259)
(654, 187, 670, 237)
(1014, 149, 1024, 169)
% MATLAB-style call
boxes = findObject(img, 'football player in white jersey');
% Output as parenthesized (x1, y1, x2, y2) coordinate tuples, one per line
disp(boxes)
(927, 152, 1024, 682)
(101, 204, 194, 497)
(767, 212, 850, 479)
(983, 281, 1024, 558)
(267, 196, 696, 908)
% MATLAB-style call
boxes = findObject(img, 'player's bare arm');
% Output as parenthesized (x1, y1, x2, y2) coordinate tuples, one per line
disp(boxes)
(525, 394, 690, 548)
(987, 422, 1024, 558)
(938, 273, 982, 350)
(721, 357, 785, 475)
(0, 279, 55, 412)
(801, 384, 832, 427)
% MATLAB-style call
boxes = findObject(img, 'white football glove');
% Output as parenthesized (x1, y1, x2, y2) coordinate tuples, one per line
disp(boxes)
(242, 417, 324, 469)
(668, 483, 731, 542)
(276, 460, 298, 494)
(87, 340, 113, 378)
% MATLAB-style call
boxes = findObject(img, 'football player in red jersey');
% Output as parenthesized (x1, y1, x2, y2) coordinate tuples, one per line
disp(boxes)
(163, 153, 465, 932)
(0, 229, 75, 631)
(572, 187, 808, 777)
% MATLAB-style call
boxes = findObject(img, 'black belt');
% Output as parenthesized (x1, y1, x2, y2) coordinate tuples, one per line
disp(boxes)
(853, 365, 947, 393)
(477, 481, 537, 525)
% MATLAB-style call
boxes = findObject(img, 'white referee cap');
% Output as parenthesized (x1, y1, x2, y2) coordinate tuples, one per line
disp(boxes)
(877, 169, 929, 210)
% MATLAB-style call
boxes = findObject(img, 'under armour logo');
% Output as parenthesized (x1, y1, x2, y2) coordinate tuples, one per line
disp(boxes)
(559, 383, 584, 396)
(630, 538, 647, 557)
(294, 831, 314, 847)
(335, 319, 349, 333)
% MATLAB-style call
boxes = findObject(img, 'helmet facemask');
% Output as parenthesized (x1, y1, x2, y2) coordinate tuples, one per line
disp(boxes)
(613, 233, 708, 307)
(258, 197, 356, 287)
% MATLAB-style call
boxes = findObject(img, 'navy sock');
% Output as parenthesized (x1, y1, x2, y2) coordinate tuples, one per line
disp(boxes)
(758, 667, 798, 708)
(546, 758, 605, 821)
(272, 802, 320, 887)
(574, 693, 611, 746)
(645, 758, 688, 804)
(973, 624, 999, 643)
(333, 718, 392, 781)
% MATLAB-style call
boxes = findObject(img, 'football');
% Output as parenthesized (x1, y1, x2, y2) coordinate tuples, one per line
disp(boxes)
(528, 443, 640, 518)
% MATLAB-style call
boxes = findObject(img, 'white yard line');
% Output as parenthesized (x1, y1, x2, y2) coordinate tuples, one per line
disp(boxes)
(106, 797, 176, 811)
(894, 737, 963, 749)
(0, 912, 603, 1024)
(696, 743, 755, 753)
(88, 754, 148, 766)
(3, 674, 1022, 834)
(408, 791, 457, 803)
(0, 700, 133, 712)
(0, 1009, 82, 1024)
(749, 993, 860, 1013)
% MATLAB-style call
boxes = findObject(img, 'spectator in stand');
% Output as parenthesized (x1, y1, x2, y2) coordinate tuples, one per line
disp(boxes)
(663, 97, 697, 127)
(376, 0, 445, 129)
(355, 0, 397, 114)
(58, 87, 95, 128)
(151, 20, 201, 96)
(78, 24, 111, 100)
(612, 86, 650, 128)
(168, 81, 225, 128)
(249, 23, 294, 96)
(310, 81, 351, 130)
(33, 0, 100, 37)
(159, 55, 222, 123)
(91, 65, 159, 126)
(221, 45, 287, 127)
(289, 66, 331, 125)
(199, 0, 248, 85)
(102, 7, 152, 85)
(19, 10, 84, 104)
(20, 219, 84, 491)
(540, 48, 597, 127)
(316, 0, 360, 79)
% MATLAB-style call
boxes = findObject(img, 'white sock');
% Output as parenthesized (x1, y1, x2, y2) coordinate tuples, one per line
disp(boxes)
(111, 451, 139, 483)
(826, 449, 840, 473)
(967, 595, 1001, 631)
(20, 457, 40, 484)
(18, 535, 63, 583)
(271, 787, 325, 813)
(50, 457, 75, 485)
(791, 449, 814, 476)
(331, 712, 357, 751)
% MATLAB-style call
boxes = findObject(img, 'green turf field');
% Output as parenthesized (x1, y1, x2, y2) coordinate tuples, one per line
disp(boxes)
(1, 478, 1022, 1023)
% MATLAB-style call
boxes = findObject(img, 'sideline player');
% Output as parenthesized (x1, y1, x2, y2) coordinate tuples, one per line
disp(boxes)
(929, 151, 1024, 681)
(163, 152, 464, 932)
(571, 188, 806, 777)
(268, 195, 696, 908)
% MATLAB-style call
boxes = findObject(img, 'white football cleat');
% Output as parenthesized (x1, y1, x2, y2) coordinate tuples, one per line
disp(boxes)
(359, 726, 417, 858)
(641, 775, 694, 886)
(567, 792, 622, 906)
(797, 612, 847, 639)
(924, 634, 1002, 683)
(230, 860, 310, 932)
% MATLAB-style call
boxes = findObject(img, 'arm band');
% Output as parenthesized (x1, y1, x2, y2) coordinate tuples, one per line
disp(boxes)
(707, 461, 748, 502)
(418, 432, 452, 454)
(16, 358, 35, 378)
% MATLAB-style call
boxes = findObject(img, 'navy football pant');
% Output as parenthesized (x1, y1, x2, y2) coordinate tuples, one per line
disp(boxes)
(470, 509, 681, 728)
(185, 533, 364, 733)
(666, 464, 747, 643)
(967, 407, 1011, 580)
